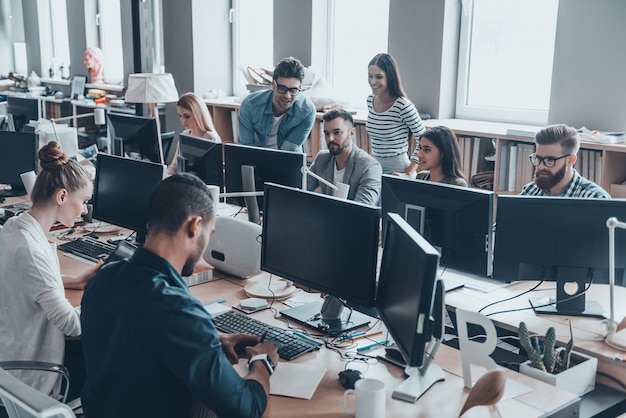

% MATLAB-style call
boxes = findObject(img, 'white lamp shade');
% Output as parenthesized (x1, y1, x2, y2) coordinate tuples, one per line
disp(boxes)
(125, 73, 179, 103)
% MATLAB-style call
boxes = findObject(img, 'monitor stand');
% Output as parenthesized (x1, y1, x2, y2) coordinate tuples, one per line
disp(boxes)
(393, 279, 446, 402)
(393, 365, 445, 403)
(529, 266, 605, 318)
(280, 296, 373, 336)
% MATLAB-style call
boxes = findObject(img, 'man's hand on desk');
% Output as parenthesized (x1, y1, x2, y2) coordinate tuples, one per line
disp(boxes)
(61, 258, 103, 290)
(220, 333, 277, 366)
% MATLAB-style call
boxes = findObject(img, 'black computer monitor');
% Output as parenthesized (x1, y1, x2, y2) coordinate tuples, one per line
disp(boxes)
(493, 195, 626, 317)
(0, 131, 39, 197)
(177, 134, 224, 191)
(381, 175, 494, 277)
(107, 113, 170, 163)
(261, 183, 380, 335)
(7, 96, 39, 132)
(92, 153, 165, 244)
(376, 213, 445, 402)
(223, 143, 306, 208)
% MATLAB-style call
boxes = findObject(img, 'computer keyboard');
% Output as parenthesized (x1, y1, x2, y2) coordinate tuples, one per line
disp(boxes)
(213, 310, 322, 361)
(58, 236, 116, 263)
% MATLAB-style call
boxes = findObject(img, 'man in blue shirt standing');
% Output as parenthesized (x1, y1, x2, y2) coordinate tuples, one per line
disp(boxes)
(238, 57, 316, 152)
(520, 124, 610, 198)
(81, 174, 278, 418)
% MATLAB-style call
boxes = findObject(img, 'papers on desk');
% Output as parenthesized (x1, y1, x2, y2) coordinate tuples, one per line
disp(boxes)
(282, 291, 323, 308)
(234, 360, 326, 399)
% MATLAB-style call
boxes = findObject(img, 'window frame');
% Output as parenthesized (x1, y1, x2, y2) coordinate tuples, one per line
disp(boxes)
(455, 0, 556, 125)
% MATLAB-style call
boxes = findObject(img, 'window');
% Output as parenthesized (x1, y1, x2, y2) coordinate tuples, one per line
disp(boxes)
(320, 0, 389, 109)
(456, 0, 559, 125)
(37, 0, 70, 77)
(97, 0, 124, 84)
(231, 0, 274, 97)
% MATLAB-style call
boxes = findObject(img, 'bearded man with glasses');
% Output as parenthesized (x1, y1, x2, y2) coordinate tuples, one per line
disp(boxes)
(520, 124, 610, 198)
(238, 57, 315, 152)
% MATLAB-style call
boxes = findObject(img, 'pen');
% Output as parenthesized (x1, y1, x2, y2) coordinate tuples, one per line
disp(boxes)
(356, 340, 389, 352)
(350, 330, 383, 341)
(260, 330, 268, 343)
(338, 331, 366, 341)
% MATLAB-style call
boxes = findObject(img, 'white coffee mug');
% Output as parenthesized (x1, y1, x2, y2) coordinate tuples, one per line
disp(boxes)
(333, 182, 350, 200)
(342, 378, 386, 418)
(206, 185, 220, 211)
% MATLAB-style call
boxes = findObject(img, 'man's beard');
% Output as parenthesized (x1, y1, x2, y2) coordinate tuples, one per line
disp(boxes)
(328, 141, 346, 156)
(534, 163, 566, 192)
(181, 230, 206, 277)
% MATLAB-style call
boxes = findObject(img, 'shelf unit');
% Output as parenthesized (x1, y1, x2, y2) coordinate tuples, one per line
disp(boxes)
(202, 100, 626, 198)
(422, 119, 626, 199)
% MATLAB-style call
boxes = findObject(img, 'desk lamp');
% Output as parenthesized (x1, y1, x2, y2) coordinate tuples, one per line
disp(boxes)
(606, 217, 626, 351)
(124, 73, 179, 164)
(49, 107, 106, 145)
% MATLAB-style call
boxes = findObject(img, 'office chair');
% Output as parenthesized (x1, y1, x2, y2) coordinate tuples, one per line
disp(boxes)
(0, 364, 75, 418)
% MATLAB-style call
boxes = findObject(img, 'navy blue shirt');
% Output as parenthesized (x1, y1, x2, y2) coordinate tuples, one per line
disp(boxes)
(81, 247, 266, 418)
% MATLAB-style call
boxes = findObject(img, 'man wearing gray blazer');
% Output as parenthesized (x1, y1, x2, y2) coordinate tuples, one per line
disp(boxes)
(307, 109, 382, 206)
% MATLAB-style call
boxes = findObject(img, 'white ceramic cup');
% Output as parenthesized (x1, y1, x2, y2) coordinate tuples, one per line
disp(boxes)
(20, 171, 37, 197)
(206, 185, 220, 210)
(342, 378, 386, 418)
(333, 182, 350, 199)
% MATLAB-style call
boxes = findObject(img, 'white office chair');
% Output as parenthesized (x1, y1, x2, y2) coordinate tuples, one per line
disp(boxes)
(0, 365, 75, 418)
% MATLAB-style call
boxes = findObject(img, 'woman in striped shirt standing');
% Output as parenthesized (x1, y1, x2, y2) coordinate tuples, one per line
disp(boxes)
(366, 53, 425, 175)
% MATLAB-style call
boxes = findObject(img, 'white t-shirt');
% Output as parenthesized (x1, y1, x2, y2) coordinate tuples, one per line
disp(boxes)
(333, 164, 346, 185)
(267, 114, 285, 149)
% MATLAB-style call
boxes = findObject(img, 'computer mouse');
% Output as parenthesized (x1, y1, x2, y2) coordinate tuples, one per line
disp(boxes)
(338, 369, 364, 389)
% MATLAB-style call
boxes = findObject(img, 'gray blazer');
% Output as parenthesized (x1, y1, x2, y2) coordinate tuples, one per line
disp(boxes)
(308, 146, 382, 205)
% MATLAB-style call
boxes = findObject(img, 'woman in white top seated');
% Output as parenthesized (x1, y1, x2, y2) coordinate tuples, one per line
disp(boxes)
(167, 92, 222, 176)
(0, 141, 101, 397)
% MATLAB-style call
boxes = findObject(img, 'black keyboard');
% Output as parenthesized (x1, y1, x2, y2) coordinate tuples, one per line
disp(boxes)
(213, 310, 321, 361)
(58, 236, 116, 262)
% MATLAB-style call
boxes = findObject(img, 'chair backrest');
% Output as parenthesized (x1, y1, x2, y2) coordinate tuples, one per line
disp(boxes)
(0, 367, 75, 418)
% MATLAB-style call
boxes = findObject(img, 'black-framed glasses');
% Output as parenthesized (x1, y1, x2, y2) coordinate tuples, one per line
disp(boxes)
(275, 83, 301, 96)
(529, 153, 571, 167)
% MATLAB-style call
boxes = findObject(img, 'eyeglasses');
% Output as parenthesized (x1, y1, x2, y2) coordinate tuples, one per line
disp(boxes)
(529, 153, 571, 167)
(275, 83, 301, 96)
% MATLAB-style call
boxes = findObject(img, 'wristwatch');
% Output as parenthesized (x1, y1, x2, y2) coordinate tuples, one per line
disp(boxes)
(248, 353, 275, 376)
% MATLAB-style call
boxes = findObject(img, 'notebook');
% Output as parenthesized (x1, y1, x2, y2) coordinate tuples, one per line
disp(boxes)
(234, 360, 326, 399)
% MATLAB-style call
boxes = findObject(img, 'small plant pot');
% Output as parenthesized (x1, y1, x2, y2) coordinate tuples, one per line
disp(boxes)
(519, 351, 597, 396)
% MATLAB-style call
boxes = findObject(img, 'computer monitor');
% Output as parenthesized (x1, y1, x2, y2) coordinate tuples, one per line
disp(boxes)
(177, 134, 224, 191)
(0, 131, 39, 197)
(92, 153, 165, 244)
(7, 96, 39, 132)
(493, 195, 626, 317)
(261, 183, 380, 335)
(107, 113, 171, 163)
(223, 143, 306, 208)
(381, 175, 494, 277)
(376, 213, 445, 402)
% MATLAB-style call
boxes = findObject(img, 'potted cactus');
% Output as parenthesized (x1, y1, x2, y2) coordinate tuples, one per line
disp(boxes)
(518, 321, 597, 396)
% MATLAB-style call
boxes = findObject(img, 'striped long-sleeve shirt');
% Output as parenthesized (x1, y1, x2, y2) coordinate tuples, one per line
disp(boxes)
(365, 94, 425, 160)
(520, 169, 611, 198)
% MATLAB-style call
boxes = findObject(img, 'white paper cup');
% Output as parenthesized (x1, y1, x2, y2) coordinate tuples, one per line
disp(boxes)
(333, 182, 350, 199)
(20, 171, 37, 197)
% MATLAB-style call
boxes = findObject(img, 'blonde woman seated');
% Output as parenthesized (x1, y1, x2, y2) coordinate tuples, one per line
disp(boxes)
(399, 126, 468, 187)
(0, 141, 101, 397)
(167, 92, 221, 176)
